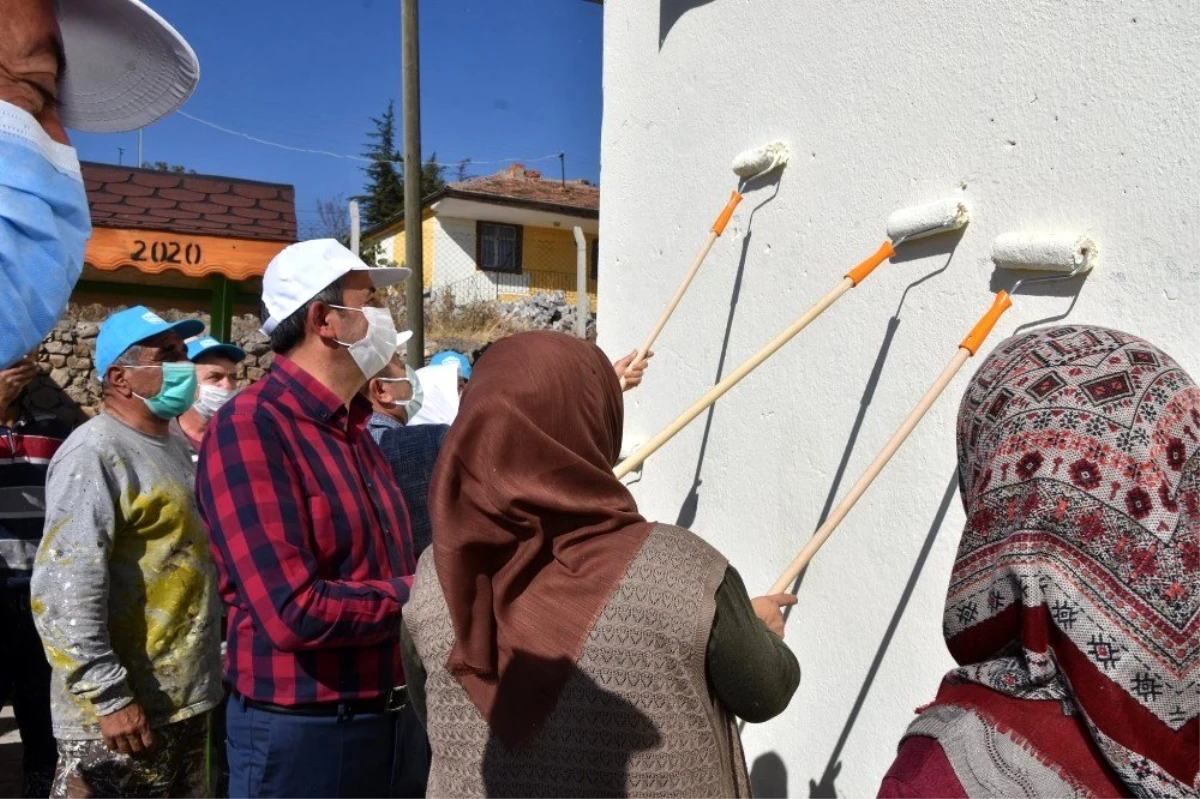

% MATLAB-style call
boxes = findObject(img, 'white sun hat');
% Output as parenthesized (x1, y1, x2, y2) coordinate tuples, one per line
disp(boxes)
(261, 239, 411, 335)
(56, 0, 200, 133)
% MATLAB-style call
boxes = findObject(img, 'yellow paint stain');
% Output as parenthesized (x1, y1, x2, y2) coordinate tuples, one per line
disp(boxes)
(43, 645, 78, 672)
(30, 597, 45, 615)
(36, 517, 70, 566)
(108, 482, 215, 680)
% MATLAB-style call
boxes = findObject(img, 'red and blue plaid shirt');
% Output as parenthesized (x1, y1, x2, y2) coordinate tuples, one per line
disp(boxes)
(196, 355, 416, 705)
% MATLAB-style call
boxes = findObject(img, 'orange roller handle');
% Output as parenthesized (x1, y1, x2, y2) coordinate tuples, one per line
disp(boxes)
(845, 240, 896, 286)
(711, 191, 744, 235)
(960, 290, 1014, 355)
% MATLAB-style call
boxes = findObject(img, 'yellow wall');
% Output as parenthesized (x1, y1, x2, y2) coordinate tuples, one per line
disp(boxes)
(383, 209, 436, 290)
(508, 226, 599, 309)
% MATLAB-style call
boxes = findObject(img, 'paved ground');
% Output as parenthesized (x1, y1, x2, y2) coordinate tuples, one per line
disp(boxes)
(0, 705, 22, 798)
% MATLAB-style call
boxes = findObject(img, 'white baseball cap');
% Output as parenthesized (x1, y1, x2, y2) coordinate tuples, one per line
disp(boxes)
(56, 0, 200, 133)
(260, 239, 411, 335)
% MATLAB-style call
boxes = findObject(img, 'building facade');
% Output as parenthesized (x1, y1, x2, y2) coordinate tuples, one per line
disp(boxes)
(596, 2, 1199, 796)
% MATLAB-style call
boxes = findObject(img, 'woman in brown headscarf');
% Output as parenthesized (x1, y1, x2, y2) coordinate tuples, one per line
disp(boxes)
(400, 331, 800, 798)
(879, 325, 1199, 798)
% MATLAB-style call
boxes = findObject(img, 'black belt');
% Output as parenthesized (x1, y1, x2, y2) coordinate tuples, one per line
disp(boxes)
(235, 686, 408, 717)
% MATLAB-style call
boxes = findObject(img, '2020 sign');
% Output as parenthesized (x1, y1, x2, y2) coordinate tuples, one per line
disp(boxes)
(130, 239, 203, 266)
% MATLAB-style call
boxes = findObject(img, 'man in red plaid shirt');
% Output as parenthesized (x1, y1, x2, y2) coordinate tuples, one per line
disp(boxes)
(196, 239, 421, 798)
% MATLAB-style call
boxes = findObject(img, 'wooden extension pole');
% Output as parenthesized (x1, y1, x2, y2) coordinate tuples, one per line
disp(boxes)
(620, 191, 744, 389)
(766, 290, 1014, 595)
(614, 240, 898, 478)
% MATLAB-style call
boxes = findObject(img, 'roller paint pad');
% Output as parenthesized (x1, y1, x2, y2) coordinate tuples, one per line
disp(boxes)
(885, 198, 971, 242)
(731, 140, 791, 179)
(991, 232, 1098, 272)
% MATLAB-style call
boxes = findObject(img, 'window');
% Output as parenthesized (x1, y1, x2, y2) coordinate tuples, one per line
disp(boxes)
(476, 221, 523, 273)
(590, 238, 599, 281)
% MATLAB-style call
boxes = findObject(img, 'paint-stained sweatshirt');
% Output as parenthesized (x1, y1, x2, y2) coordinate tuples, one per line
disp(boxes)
(31, 412, 222, 740)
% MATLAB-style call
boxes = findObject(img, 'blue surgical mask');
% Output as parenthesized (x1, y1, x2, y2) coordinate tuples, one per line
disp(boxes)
(0, 101, 92, 369)
(128, 362, 199, 419)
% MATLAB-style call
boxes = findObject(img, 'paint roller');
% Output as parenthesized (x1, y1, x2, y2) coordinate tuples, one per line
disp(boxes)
(620, 141, 791, 389)
(613, 197, 970, 479)
(765, 230, 1097, 594)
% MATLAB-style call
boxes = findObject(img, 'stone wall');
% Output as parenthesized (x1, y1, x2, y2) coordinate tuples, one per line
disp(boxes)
(30, 293, 598, 420)
(32, 303, 274, 419)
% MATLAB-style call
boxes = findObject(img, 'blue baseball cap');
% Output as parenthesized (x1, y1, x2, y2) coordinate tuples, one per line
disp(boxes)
(187, 336, 246, 364)
(95, 306, 204, 380)
(430, 350, 471, 380)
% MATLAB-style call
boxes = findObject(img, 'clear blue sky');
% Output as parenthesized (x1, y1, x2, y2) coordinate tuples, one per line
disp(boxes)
(70, 0, 603, 227)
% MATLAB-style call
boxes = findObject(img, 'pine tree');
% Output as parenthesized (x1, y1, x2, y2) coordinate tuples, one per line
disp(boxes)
(422, 152, 447, 197)
(357, 104, 448, 228)
(358, 102, 405, 228)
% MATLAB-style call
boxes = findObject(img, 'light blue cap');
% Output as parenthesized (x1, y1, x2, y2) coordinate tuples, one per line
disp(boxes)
(95, 306, 204, 380)
(187, 336, 246, 364)
(431, 350, 471, 380)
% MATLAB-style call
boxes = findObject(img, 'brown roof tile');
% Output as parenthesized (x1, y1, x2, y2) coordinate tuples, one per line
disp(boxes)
(82, 162, 296, 243)
(129, 172, 183, 189)
(158, 187, 207, 203)
(448, 164, 598, 212)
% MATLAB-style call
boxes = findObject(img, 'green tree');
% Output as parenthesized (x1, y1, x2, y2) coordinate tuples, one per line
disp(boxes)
(358, 102, 405, 229)
(357, 102, 448, 228)
(142, 161, 196, 174)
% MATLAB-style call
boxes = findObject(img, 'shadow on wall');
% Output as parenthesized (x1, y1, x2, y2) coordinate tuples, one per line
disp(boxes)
(675, 179, 782, 528)
(781, 236, 963, 608)
(807, 473, 960, 798)
(751, 751, 788, 798)
(660, 0, 719, 49)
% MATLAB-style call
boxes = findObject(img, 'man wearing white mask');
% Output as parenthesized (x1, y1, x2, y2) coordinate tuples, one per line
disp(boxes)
(196, 239, 421, 798)
(0, 0, 199, 370)
(364, 351, 445, 556)
(31, 306, 221, 798)
(172, 336, 244, 456)
(362, 352, 441, 798)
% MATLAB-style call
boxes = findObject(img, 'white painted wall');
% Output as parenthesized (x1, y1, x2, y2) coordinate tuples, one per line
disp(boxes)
(598, 2, 1199, 795)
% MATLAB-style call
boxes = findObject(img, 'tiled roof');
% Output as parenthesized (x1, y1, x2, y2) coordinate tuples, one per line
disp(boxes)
(81, 162, 297, 243)
(447, 164, 598, 213)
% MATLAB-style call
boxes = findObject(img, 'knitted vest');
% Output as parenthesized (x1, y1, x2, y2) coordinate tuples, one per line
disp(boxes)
(405, 523, 752, 798)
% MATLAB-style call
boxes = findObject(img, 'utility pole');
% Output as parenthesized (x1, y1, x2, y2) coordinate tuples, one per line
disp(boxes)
(117, 147, 124, 166)
(349, 199, 360, 255)
(402, 0, 425, 367)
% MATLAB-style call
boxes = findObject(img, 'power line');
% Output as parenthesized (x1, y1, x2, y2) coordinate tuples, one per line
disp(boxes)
(176, 111, 563, 169)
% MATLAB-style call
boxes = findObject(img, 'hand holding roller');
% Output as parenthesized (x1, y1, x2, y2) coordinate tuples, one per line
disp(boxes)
(766, 231, 1096, 595)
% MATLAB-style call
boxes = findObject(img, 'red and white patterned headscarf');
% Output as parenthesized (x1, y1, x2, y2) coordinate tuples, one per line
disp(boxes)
(947, 325, 1199, 795)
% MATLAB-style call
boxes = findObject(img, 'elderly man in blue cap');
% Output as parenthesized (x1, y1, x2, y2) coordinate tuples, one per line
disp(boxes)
(30, 306, 222, 798)
(172, 336, 246, 455)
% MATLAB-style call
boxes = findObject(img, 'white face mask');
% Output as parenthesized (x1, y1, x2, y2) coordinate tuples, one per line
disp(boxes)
(329, 305, 399, 379)
(193, 385, 236, 419)
(377, 365, 423, 421)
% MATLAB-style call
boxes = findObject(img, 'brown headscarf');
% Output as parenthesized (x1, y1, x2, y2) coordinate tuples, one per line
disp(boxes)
(427, 331, 655, 748)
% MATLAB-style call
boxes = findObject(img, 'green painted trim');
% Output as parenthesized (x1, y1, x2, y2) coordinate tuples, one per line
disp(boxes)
(211, 275, 233, 341)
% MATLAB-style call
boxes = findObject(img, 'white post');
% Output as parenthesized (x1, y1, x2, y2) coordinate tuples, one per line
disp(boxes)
(349, 200, 361, 255)
(573, 226, 589, 338)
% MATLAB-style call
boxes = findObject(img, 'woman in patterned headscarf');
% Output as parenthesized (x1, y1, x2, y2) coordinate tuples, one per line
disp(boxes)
(879, 325, 1198, 798)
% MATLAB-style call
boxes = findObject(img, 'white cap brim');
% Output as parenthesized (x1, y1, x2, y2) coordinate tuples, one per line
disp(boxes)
(396, 329, 414, 349)
(56, 0, 200, 133)
(352, 265, 410, 289)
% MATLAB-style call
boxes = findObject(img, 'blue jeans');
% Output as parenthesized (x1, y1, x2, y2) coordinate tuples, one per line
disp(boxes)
(224, 694, 429, 798)
(0, 583, 57, 798)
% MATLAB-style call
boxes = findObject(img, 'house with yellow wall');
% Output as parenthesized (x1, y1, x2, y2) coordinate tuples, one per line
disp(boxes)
(362, 164, 599, 309)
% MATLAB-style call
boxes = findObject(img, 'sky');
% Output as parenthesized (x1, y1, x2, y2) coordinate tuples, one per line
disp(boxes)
(71, 0, 604, 230)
